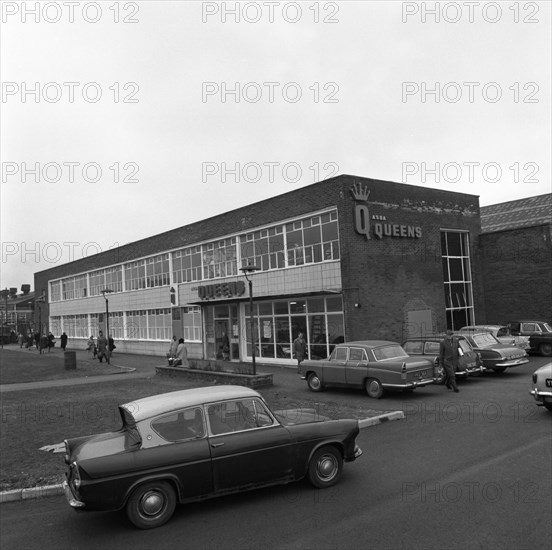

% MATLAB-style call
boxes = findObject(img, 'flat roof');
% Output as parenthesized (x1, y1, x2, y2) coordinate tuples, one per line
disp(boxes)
(121, 385, 261, 422)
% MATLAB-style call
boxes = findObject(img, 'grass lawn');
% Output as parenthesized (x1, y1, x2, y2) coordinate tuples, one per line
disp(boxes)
(0, 370, 373, 491)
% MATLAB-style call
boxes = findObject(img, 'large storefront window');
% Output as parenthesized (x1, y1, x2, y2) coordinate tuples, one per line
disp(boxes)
(441, 231, 474, 330)
(183, 306, 202, 342)
(244, 295, 344, 362)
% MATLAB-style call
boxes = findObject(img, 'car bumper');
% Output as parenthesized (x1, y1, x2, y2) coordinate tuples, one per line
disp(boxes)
(530, 389, 552, 406)
(62, 481, 86, 509)
(487, 357, 529, 368)
(386, 378, 435, 389)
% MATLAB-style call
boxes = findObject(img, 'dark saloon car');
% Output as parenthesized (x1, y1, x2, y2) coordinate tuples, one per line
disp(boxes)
(508, 320, 552, 356)
(298, 340, 435, 398)
(403, 334, 484, 383)
(63, 386, 362, 529)
(455, 330, 529, 373)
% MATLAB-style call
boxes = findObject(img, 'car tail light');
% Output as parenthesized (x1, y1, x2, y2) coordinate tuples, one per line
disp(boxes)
(401, 362, 406, 380)
(532, 373, 537, 384)
(70, 462, 81, 492)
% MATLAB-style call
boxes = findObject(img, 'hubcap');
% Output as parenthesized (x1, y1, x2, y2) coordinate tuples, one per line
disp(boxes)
(140, 491, 164, 516)
(310, 376, 320, 389)
(318, 455, 337, 479)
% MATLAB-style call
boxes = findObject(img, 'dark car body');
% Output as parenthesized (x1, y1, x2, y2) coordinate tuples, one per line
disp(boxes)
(298, 340, 435, 398)
(63, 386, 362, 529)
(403, 334, 485, 382)
(507, 321, 552, 357)
(455, 331, 529, 372)
(530, 362, 552, 411)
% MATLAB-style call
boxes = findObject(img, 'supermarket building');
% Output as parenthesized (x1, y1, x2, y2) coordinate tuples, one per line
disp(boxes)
(34, 175, 484, 364)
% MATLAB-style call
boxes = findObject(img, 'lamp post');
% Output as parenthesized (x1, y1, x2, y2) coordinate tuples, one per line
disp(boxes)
(240, 265, 260, 375)
(101, 289, 114, 364)
(34, 293, 46, 353)
(1, 289, 8, 349)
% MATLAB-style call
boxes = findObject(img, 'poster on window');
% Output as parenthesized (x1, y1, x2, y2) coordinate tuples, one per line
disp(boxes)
(263, 321, 272, 339)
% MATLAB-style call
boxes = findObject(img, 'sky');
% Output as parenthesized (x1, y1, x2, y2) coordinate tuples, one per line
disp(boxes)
(1, 0, 550, 291)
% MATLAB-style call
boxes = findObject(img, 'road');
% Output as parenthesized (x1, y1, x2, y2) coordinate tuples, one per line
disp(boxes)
(1, 356, 550, 550)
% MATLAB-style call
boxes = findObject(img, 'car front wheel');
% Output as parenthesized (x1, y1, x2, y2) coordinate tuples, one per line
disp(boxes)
(307, 372, 324, 392)
(539, 343, 552, 357)
(365, 377, 384, 399)
(126, 481, 177, 530)
(307, 446, 343, 488)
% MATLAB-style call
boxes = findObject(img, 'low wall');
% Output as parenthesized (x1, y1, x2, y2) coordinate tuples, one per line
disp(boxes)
(155, 363, 273, 388)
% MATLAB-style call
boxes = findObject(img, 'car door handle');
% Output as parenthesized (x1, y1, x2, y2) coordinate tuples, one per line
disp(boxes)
(210, 442, 225, 448)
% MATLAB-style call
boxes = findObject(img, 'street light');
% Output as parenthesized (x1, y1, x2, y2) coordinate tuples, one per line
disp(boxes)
(34, 293, 46, 353)
(240, 265, 260, 375)
(101, 289, 114, 364)
(1, 288, 8, 349)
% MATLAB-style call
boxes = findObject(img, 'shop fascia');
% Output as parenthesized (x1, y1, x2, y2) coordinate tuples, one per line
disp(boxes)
(351, 183, 422, 240)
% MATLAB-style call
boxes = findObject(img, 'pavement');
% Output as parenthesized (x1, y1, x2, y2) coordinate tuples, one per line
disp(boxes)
(0, 344, 404, 503)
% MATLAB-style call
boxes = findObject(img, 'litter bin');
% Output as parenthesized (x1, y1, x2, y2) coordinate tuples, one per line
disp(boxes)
(64, 351, 77, 370)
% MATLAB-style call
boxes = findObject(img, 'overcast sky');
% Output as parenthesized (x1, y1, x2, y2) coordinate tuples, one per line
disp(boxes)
(1, 0, 550, 291)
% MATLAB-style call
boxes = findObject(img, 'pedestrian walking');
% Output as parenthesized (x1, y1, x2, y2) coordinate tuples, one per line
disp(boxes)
(60, 332, 68, 351)
(96, 331, 108, 363)
(293, 332, 307, 366)
(18, 332, 24, 348)
(439, 330, 460, 392)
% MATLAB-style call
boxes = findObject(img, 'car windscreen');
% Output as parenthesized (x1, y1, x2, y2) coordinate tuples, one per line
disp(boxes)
(373, 345, 409, 360)
(458, 340, 473, 353)
(472, 333, 500, 347)
(543, 323, 552, 332)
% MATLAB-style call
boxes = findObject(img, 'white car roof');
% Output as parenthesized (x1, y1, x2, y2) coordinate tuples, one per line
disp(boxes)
(121, 385, 262, 422)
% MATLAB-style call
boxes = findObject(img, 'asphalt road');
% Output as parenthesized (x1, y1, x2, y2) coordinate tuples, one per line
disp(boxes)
(1, 356, 550, 550)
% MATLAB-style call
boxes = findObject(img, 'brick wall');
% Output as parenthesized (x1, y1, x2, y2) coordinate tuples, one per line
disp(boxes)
(480, 224, 552, 322)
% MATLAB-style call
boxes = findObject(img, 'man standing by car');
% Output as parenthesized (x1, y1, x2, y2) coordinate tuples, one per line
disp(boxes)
(439, 330, 459, 392)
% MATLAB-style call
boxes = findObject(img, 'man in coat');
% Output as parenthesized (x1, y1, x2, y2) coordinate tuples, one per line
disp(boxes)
(96, 331, 108, 363)
(439, 330, 460, 392)
(293, 332, 307, 366)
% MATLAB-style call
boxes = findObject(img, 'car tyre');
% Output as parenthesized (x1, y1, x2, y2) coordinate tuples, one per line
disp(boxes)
(126, 481, 177, 530)
(365, 378, 384, 399)
(307, 446, 343, 488)
(493, 367, 506, 374)
(539, 343, 552, 357)
(307, 372, 324, 392)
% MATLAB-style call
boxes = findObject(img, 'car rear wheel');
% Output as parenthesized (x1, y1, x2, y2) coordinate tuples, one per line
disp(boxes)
(307, 372, 324, 392)
(365, 378, 384, 399)
(307, 446, 343, 488)
(539, 343, 552, 357)
(493, 367, 506, 374)
(126, 481, 177, 530)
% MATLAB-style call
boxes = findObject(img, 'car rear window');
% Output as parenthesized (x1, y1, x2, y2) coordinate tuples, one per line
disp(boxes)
(373, 345, 408, 360)
(425, 342, 440, 354)
(404, 342, 423, 354)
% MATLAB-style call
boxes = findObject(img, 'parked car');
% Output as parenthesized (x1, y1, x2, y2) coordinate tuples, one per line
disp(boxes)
(507, 321, 552, 357)
(530, 362, 552, 411)
(403, 334, 485, 383)
(298, 340, 435, 398)
(62, 385, 362, 529)
(459, 325, 530, 350)
(455, 330, 529, 373)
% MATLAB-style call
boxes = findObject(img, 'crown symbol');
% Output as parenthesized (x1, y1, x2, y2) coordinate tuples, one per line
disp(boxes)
(350, 183, 370, 202)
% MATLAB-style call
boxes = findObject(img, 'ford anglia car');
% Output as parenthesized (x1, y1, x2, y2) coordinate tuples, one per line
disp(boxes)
(298, 340, 435, 398)
(455, 330, 529, 373)
(403, 334, 485, 383)
(530, 362, 552, 411)
(63, 386, 362, 529)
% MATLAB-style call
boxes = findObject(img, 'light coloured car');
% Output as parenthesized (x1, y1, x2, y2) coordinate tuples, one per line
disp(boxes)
(456, 331, 529, 373)
(63, 385, 362, 529)
(460, 325, 530, 350)
(298, 340, 435, 398)
(530, 363, 552, 411)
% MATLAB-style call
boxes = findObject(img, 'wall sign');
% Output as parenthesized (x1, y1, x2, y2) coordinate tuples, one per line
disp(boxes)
(351, 183, 422, 240)
(197, 281, 246, 301)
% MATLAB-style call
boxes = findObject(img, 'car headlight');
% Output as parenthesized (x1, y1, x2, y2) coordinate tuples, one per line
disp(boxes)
(70, 462, 81, 491)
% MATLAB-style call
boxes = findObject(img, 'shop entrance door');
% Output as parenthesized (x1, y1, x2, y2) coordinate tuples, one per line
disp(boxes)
(215, 319, 230, 360)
